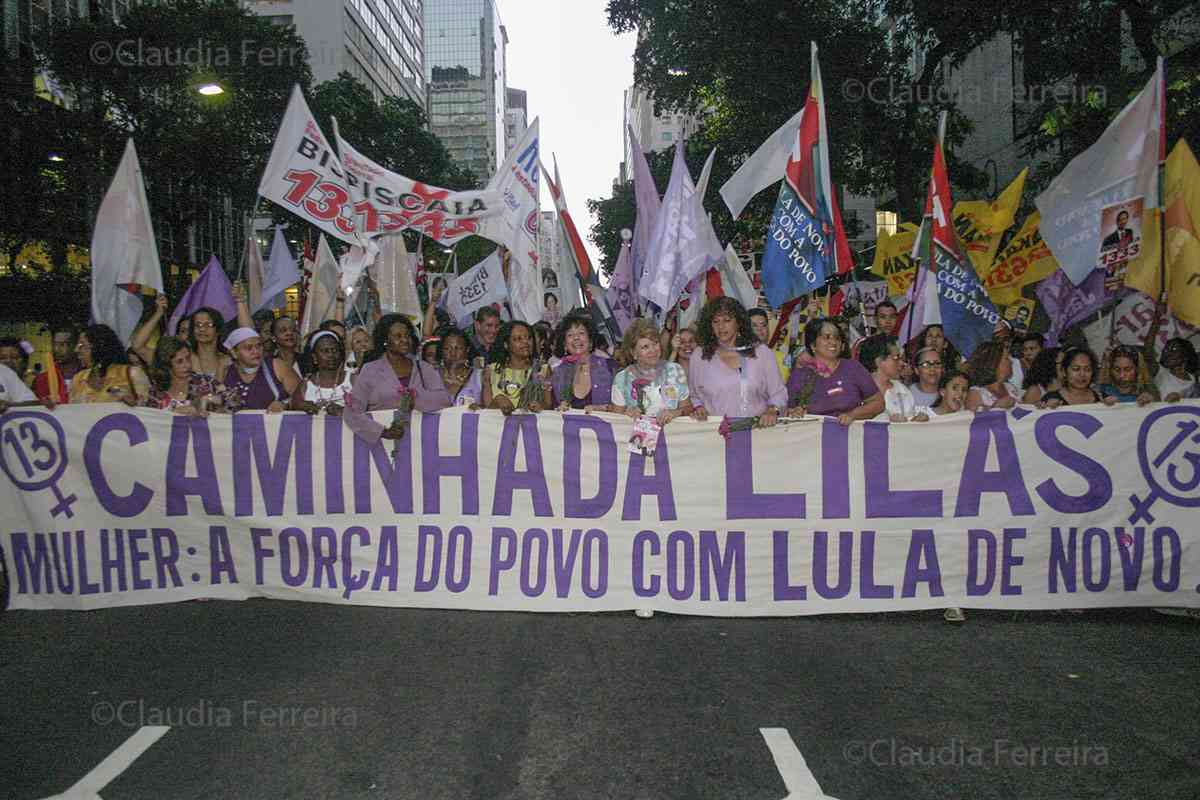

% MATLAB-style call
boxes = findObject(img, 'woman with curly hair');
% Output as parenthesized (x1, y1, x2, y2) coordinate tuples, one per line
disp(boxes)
(480, 320, 550, 414)
(547, 313, 617, 411)
(688, 297, 787, 425)
(186, 307, 231, 379)
(785, 318, 883, 425)
(70, 324, 151, 404)
(1154, 337, 1199, 401)
(1021, 346, 1062, 404)
(965, 339, 1019, 411)
(344, 313, 451, 444)
(1099, 345, 1157, 405)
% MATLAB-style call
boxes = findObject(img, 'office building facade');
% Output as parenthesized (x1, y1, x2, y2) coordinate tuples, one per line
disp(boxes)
(423, 0, 506, 182)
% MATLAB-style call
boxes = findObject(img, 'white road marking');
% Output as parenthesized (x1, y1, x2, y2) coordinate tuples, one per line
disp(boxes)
(37, 726, 170, 800)
(760, 727, 842, 800)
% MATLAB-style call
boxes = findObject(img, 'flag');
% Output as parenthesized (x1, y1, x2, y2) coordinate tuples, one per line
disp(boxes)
(842, 279, 890, 317)
(372, 234, 422, 318)
(901, 112, 1000, 357)
(954, 167, 1027, 276)
(338, 242, 378, 298)
(678, 274, 705, 329)
(258, 85, 358, 246)
(870, 224, 920, 296)
(90, 138, 164, 344)
(719, 244, 760, 309)
(166, 256, 236, 336)
(544, 158, 622, 343)
(719, 108, 805, 221)
(1035, 267, 1113, 347)
(627, 125, 662, 301)
(445, 251, 507, 328)
(1162, 140, 1200, 326)
(254, 226, 301, 314)
(1081, 289, 1198, 356)
(979, 211, 1059, 306)
(695, 147, 717, 202)
(335, 122, 499, 245)
(476, 119, 542, 324)
(1035, 59, 1164, 284)
(638, 141, 723, 312)
(300, 235, 340, 337)
(245, 230, 267, 312)
(605, 236, 637, 334)
(759, 43, 848, 308)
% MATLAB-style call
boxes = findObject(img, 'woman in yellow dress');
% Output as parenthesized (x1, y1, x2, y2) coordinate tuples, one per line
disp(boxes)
(69, 324, 151, 404)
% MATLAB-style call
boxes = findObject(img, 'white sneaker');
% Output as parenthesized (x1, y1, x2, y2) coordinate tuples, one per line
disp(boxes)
(943, 607, 966, 623)
(634, 608, 654, 619)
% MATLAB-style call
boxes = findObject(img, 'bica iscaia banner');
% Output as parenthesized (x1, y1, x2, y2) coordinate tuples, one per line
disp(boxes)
(3, 405, 1199, 614)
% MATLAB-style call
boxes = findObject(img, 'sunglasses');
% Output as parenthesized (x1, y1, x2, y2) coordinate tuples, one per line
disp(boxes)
(918, 360, 943, 368)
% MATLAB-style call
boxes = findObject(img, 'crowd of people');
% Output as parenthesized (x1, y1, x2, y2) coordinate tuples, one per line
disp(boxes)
(2, 282, 1198, 620)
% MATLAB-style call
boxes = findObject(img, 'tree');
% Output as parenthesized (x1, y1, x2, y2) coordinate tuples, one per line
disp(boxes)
(11, 0, 311, 298)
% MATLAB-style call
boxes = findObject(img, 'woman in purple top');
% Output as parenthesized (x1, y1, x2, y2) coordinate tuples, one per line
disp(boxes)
(344, 314, 452, 445)
(548, 313, 617, 411)
(786, 317, 883, 425)
(219, 328, 296, 412)
(688, 297, 787, 425)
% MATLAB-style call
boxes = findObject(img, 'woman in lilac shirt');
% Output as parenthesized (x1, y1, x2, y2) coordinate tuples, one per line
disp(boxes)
(344, 314, 452, 444)
(548, 313, 617, 411)
(688, 297, 787, 425)
(786, 317, 883, 425)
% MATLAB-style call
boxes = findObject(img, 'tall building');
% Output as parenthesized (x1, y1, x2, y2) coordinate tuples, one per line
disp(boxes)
(504, 87, 527, 155)
(243, 0, 425, 106)
(424, 0, 507, 183)
(620, 84, 701, 182)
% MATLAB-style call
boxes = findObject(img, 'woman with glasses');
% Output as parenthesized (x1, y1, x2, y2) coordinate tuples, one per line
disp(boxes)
(908, 346, 944, 406)
(187, 307, 231, 379)
(860, 334, 929, 422)
(785, 317, 883, 425)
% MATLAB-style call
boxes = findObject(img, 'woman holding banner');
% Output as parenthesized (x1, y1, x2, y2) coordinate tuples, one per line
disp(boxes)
(610, 319, 693, 421)
(548, 314, 616, 412)
(689, 298, 787, 426)
(859, 335, 928, 422)
(784, 318, 883, 425)
(70, 324, 151, 405)
(345, 314, 452, 443)
(964, 340, 1018, 411)
(291, 331, 353, 415)
(141, 336, 221, 414)
(187, 308, 231, 380)
(480, 321, 550, 414)
(435, 329, 482, 406)
(219, 328, 296, 412)
(1040, 348, 1105, 407)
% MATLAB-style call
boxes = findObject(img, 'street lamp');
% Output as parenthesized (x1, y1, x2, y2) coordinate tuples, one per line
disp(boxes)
(196, 82, 224, 96)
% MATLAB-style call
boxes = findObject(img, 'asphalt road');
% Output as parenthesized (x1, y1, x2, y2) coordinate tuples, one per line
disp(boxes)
(3, 602, 1198, 800)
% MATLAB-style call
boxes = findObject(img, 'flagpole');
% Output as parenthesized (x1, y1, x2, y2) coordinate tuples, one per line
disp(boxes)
(1156, 55, 1168, 329)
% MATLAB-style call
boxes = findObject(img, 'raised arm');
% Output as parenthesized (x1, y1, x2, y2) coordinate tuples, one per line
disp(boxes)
(130, 293, 168, 363)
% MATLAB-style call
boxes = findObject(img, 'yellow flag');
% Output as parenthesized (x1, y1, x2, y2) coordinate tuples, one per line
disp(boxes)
(870, 223, 919, 296)
(953, 167, 1027, 276)
(979, 211, 1059, 305)
(1123, 140, 1200, 322)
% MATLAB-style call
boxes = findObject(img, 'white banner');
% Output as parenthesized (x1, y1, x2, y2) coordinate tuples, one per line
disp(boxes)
(4, 404, 1200, 615)
(445, 252, 507, 328)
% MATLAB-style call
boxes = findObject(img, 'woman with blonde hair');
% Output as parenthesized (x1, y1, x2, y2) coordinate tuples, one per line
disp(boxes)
(610, 319, 693, 422)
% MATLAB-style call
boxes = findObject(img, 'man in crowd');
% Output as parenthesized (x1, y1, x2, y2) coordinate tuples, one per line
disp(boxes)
(0, 338, 27, 382)
(33, 323, 81, 403)
(471, 306, 502, 361)
(874, 301, 899, 336)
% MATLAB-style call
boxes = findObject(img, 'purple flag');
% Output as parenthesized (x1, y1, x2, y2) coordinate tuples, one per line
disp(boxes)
(627, 125, 661, 298)
(167, 256, 237, 335)
(1035, 267, 1114, 347)
(605, 238, 636, 335)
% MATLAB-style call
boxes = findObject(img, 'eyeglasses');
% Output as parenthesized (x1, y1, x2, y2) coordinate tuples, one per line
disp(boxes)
(886, 353, 903, 361)
(192, 320, 215, 330)
(918, 360, 943, 368)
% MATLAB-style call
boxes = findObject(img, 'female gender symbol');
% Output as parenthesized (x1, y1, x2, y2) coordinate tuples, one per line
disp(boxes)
(1129, 406, 1200, 524)
(0, 410, 77, 518)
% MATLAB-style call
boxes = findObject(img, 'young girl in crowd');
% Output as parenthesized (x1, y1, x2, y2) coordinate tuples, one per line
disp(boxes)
(929, 371, 970, 417)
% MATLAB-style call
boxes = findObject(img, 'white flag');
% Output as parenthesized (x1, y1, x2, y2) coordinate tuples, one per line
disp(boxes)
(1035, 58, 1164, 284)
(258, 85, 359, 246)
(696, 147, 717, 203)
(245, 230, 267, 311)
(445, 251, 508, 328)
(476, 119, 542, 324)
(718, 107, 805, 220)
(720, 244, 759, 309)
(90, 138, 163, 344)
(639, 141, 723, 312)
(371, 234, 422, 318)
(254, 226, 301, 314)
(300, 235, 340, 337)
(335, 125, 500, 245)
